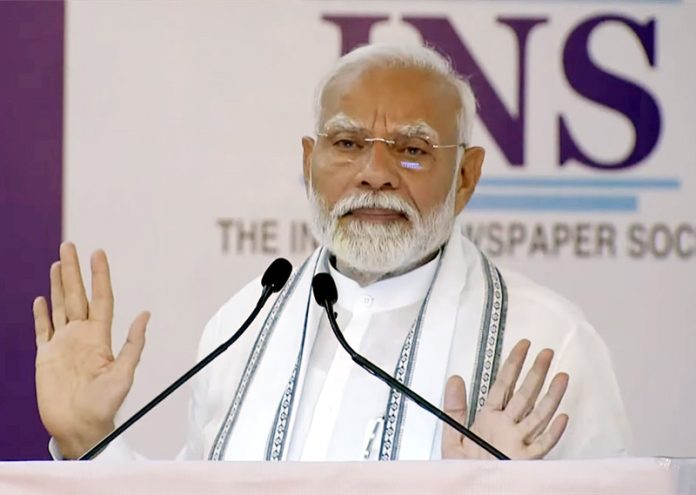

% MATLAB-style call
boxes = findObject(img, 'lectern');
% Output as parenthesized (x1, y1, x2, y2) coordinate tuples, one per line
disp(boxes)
(1, 458, 694, 494)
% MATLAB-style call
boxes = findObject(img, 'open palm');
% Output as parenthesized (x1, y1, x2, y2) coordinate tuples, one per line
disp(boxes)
(33, 242, 149, 459)
(441, 339, 569, 460)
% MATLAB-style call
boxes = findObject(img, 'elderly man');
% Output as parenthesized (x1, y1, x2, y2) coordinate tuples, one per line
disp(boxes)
(33, 44, 630, 461)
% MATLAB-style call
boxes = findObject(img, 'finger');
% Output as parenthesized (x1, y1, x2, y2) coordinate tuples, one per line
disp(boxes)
(485, 339, 530, 410)
(49, 261, 66, 329)
(504, 348, 554, 422)
(526, 413, 569, 459)
(33, 297, 55, 345)
(116, 311, 150, 374)
(520, 373, 569, 442)
(441, 375, 468, 458)
(59, 242, 89, 321)
(88, 250, 114, 326)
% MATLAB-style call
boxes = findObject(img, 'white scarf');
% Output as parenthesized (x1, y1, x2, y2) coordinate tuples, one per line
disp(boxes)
(208, 229, 507, 461)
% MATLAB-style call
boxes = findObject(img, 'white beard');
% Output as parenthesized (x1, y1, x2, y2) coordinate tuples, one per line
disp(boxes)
(308, 182, 457, 277)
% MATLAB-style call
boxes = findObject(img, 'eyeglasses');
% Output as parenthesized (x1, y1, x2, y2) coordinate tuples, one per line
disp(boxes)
(317, 130, 466, 170)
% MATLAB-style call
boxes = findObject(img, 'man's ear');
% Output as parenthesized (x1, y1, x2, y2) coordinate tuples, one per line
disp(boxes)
(302, 136, 315, 187)
(454, 146, 485, 214)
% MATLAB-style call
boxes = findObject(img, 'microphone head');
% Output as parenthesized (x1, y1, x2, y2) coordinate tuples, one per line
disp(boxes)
(261, 258, 293, 293)
(312, 273, 338, 306)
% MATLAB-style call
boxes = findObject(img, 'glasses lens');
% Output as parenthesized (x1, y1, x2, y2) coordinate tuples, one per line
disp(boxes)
(322, 131, 366, 153)
(393, 135, 436, 160)
(319, 131, 439, 168)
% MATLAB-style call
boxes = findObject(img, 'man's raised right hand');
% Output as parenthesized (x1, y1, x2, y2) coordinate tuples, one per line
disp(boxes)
(32, 242, 149, 459)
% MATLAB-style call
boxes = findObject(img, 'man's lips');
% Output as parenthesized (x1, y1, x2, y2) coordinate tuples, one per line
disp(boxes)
(344, 208, 407, 222)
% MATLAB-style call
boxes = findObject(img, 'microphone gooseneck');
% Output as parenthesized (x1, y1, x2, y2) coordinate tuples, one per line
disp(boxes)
(79, 258, 293, 460)
(311, 273, 510, 461)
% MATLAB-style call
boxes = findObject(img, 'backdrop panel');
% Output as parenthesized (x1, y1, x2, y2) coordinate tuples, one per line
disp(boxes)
(0, 0, 63, 460)
(8, 0, 691, 459)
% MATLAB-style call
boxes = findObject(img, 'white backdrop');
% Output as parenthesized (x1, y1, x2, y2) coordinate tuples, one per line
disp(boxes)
(63, 0, 695, 458)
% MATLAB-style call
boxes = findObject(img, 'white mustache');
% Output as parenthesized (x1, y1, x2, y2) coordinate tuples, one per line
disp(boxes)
(331, 192, 418, 221)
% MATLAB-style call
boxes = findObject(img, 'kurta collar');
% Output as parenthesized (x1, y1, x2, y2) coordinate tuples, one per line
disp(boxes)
(328, 252, 441, 312)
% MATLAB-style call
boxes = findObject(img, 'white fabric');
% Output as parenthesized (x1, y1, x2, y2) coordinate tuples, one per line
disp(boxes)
(52, 229, 631, 461)
(296, 254, 439, 461)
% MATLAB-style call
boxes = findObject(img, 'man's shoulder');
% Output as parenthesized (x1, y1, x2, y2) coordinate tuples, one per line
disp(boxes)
(196, 275, 266, 355)
(492, 263, 592, 344)
(197, 258, 311, 353)
(499, 266, 586, 321)
(490, 264, 617, 386)
(219, 275, 266, 313)
(457, 234, 586, 327)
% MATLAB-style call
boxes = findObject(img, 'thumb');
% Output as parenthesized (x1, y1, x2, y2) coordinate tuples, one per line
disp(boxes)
(116, 311, 150, 374)
(441, 374, 468, 458)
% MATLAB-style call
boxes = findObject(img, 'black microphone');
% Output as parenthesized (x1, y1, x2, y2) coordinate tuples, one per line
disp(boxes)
(79, 258, 293, 460)
(311, 272, 509, 461)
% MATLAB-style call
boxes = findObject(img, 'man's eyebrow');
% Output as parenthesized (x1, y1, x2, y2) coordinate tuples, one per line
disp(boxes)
(319, 116, 441, 140)
(320, 113, 365, 133)
(393, 122, 440, 142)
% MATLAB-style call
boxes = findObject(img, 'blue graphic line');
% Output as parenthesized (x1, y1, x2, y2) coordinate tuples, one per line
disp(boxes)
(467, 195, 637, 212)
(478, 176, 680, 190)
(315, 0, 680, 3)
(318, 0, 684, 3)
(421, 0, 682, 3)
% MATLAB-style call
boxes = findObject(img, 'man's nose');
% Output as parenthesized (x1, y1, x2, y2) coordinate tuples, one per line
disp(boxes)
(356, 141, 401, 190)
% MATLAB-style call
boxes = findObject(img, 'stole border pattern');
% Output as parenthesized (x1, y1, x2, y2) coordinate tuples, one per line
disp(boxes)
(377, 324, 416, 460)
(467, 253, 508, 427)
(208, 257, 311, 460)
(265, 363, 298, 460)
(377, 251, 444, 460)
(264, 251, 320, 460)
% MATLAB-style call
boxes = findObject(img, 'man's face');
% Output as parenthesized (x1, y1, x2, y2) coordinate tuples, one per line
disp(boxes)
(303, 66, 484, 274)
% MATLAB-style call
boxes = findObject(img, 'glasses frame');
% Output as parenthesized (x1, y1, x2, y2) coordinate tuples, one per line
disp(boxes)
(316, 133, 468, 152)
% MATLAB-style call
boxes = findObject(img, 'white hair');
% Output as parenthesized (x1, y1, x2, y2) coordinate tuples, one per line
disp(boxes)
(315, 43, 477, 145)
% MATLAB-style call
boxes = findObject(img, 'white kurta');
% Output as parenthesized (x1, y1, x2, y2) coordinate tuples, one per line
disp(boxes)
(292, 256, 439, 461)
(59, 230, 631, 461)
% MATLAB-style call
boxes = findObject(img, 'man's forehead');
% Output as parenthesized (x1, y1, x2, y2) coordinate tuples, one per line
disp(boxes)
(321, 112, 441, 139)
(318, 67, 460, 139)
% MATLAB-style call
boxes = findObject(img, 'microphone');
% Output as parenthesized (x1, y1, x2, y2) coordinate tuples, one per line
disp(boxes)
(311, 272, 509, 461)
(79, 258, 293, 460)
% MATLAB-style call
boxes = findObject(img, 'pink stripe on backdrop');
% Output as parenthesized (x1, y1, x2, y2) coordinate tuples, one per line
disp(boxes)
(0, 0, 64, 460)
